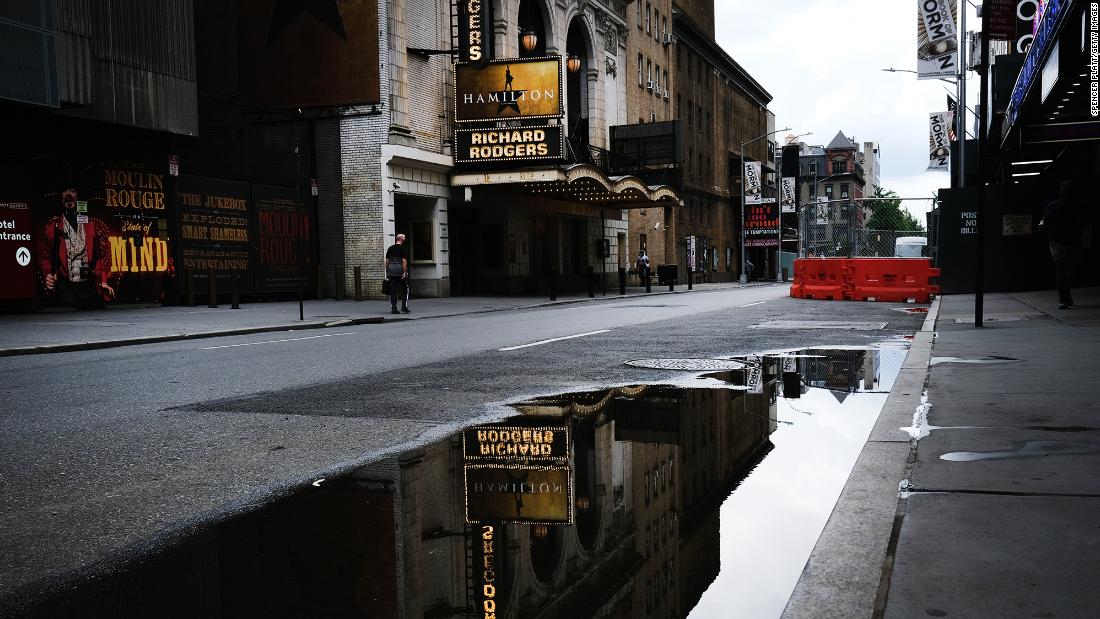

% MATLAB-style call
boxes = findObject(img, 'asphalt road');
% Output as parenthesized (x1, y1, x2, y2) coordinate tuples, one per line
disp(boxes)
(0, 284, 925, 610)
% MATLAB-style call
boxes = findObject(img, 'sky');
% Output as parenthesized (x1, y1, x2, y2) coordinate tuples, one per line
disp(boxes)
(714, 0, 979, 220)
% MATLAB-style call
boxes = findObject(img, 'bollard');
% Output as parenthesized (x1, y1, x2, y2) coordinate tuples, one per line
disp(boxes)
(299, 287, 304, 320)
(668, 268, 674, 292)
(354, 266, 362, 302)
(645, 268, 651, 293)
(185, 266, 195, 307)
(549, 268, 557, 301)
(207, 266, 218, 308)
(587, 266, 595, 298)
(231, 270, 240, 309)
(687, 267, 693, 291)
(618, 268, 626, 295)
(316, 265, 323, 300)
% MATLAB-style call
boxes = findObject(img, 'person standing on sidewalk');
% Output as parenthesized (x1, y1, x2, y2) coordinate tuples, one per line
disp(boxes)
(636, 248, 650, 286)
(385, 234, 410, 314)
(1040, 181, 1087, 309)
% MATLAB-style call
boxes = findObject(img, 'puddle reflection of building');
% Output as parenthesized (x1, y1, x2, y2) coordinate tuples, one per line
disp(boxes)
(23, 371, 779, 617)
(801, 350, 876, 397)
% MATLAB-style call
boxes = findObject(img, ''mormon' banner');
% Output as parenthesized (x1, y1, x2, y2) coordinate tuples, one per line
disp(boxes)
(744, 161, 763, 205)
(917, 0, 959, 80)
(928, 111, 952, 170)
(781, 177, 796, 213)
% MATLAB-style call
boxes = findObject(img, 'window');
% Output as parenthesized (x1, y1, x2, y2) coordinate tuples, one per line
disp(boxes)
(640, 233, 647, 251)
(654, 9, 660, 41)
(832, 160, 845, 174)
(808, 161, 818, 175)
(810, 183, 817, 199)
(663, 69, 669, 95)
(654, 64, 660, 93)
(662, 16, 668, 41)
(647, 60, 652, 86)
(638, 53, 644, 86)
(825, 184, 834, 199)
(637, 1, 642, 27)
(645, 3, 651, 32)
(841, 183, 849, 199)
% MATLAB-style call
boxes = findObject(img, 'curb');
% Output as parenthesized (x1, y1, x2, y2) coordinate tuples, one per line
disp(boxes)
(0, 317, 386, 358)
(0, 283, 766, 357)
(782, 296, 941, 619)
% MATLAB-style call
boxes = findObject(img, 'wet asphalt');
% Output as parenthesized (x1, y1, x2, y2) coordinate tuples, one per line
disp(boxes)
(0, 284, 927, 613)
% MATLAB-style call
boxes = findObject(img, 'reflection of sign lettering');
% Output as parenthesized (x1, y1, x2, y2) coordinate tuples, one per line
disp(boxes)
(477, 525, 498, 617)
(464, 425, 568, 460)
(464, 466, 572, 524)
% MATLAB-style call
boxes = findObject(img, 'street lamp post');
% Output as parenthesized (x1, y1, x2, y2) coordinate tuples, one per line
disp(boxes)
(741, 127, 791, 284)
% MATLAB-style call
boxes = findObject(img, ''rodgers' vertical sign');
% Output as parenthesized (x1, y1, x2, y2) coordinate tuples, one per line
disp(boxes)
(458, 0, 489, 68)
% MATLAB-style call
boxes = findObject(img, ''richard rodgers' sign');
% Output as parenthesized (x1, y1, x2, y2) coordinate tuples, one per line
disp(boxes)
(455, 125, 564, 164)
(455, 57, 564, 122)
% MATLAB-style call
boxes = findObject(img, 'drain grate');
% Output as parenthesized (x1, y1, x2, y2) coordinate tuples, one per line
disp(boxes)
(625, 358, 746, 371)
(752, 320, 887, 330)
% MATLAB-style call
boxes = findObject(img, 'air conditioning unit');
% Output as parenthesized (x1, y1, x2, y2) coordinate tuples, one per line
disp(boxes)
(646, 79, 655, 90)
(663, 88, 670, 100)
(663, 32, 673, 45)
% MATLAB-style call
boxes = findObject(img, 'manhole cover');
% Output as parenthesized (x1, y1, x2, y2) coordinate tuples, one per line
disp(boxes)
(752, 320, 887, 330)
(625, 358, 746, 371)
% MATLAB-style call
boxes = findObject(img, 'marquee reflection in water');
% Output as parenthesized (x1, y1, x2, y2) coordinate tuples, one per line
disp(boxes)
(21, 348, 904, 618)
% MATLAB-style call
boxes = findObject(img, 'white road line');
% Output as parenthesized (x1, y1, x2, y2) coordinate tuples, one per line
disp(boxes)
(739, 301, 766, 307)
(200, 331, 360, 350)
(498, 329, 611, 351)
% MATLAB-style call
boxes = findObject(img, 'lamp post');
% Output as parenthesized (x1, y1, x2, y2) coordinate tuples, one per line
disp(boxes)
(741, 127, 790, 284)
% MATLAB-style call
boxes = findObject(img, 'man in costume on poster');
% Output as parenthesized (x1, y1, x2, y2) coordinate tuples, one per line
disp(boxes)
(36, 187, 115, 306)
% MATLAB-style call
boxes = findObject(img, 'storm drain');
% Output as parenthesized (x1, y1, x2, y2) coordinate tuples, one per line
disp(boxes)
(625, 358, 746, 371)
(752, 320, 888, 330)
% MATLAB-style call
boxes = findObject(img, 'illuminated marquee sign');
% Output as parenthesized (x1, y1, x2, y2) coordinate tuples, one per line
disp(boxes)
(455, 57, 564, 122)
(457, 0, 489, 67)
(455, 126, 564, 164)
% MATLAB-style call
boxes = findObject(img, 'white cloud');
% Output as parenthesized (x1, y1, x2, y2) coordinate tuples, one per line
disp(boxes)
(714, 0, 976, 201)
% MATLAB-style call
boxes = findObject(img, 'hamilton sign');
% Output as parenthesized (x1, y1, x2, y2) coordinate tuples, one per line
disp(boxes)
(455, 57, 564, 122)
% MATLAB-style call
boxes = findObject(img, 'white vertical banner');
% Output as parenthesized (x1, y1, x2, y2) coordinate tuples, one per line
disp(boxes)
(781, 177, 797, 213)
(917, 0, 959, 80)
(928, 111, 951, 170)
(815, 197, 829, 224)
(744, 161, 763, 204)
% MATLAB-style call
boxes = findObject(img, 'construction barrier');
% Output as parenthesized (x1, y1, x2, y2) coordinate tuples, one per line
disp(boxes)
(789, 258, 940, 303)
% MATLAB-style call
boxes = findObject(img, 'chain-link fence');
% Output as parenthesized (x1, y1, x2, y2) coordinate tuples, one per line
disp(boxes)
(799, 198, 930, 258)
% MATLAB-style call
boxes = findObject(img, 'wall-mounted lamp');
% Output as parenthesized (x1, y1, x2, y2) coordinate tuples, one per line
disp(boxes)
(566, 54, 582, 74)
(521, 29, 538, 53)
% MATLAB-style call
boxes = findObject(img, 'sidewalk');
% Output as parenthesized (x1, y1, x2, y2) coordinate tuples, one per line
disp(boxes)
(785, 286, 1100, 617)
(0, 280, 754, 356)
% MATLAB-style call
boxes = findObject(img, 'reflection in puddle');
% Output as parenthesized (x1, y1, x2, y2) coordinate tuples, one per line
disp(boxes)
(26, 347, 907, 619)
(941, 441, 1100, 462)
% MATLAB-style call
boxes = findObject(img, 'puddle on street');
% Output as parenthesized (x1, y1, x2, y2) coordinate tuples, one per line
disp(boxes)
(29, 347, 906, 618)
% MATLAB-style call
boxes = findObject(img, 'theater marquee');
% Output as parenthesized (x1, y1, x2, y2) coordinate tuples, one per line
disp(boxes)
(455, 126, 563, 164)
(455, 57, 564, 122)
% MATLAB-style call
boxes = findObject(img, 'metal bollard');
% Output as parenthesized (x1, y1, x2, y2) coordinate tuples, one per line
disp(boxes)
(587, 266, 595, 298)
(185, 266, 195, 307)
(668, 269, 674, 292)
(618, 268, 626, 295)
(231, 270, 240, 309)
(207, 266, 218, 308)
(645, 268, 651, 293)
(354, 266, 362, 301)
(549, 268, 557, 301)
(687, 268, 693, 291)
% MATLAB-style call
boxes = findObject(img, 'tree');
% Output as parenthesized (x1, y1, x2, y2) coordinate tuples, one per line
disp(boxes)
(864, 187, 925, 231)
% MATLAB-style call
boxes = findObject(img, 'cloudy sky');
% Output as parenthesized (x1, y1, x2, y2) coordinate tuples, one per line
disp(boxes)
(715, 0, 979, 219)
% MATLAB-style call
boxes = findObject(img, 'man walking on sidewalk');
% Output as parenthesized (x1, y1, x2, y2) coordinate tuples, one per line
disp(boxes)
(1040, 180, 1087, 309)
(385, 234, 410, 314)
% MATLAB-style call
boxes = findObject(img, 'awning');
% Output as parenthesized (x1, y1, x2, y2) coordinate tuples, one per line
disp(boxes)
(450, 163, 682, 208)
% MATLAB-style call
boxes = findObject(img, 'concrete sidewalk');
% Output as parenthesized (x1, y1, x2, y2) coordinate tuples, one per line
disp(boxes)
(785, 286, 1100, 617)
(0, 280, 757, 356)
